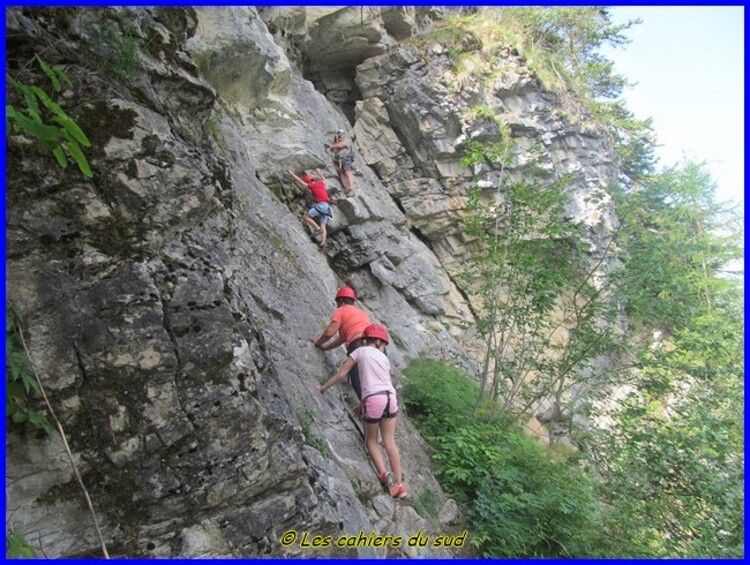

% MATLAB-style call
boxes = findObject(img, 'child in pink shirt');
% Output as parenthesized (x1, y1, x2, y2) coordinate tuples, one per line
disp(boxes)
(317, 324, 407, 498)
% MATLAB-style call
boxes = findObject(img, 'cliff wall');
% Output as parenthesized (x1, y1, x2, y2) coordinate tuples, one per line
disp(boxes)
(5, 7, 619, 557)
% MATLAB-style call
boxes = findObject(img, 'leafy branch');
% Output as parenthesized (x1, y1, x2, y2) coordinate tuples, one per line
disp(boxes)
(6, 55, 93, 177)
(6, 307, 54, 435)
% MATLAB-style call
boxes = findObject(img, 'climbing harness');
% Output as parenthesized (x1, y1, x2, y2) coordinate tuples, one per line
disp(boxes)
(311, 203, 333, 220)
(360, 390, 396, 424)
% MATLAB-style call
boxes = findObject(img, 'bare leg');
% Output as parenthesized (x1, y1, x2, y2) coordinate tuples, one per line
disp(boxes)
(379, 417, 402, 484)
(319, 223, 327, 246)
(303, 215, 321, 232)
(365, 421, 387, 476)
(343, 171, 354, 195)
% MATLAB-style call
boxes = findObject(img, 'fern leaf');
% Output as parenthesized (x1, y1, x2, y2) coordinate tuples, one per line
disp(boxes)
(62, 133, 93, 177)
(29, 85, 65, 117)
(23, 89, 42, 123)
(7, 107, 61, 142)
(52, 145, 69, 168)
(53, 113, 91, 147)
(35, 54, 61, 92)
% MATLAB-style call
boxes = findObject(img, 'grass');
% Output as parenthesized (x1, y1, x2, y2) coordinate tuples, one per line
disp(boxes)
(295, 407, 330, 457)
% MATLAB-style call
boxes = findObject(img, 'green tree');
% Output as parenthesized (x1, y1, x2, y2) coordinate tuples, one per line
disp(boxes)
(613, 161, 743, 339)
(594, 99, 658, 182)
(585, 359, 743, 557)
(582, 161, 744, 557)
(458, 140, 624, 427)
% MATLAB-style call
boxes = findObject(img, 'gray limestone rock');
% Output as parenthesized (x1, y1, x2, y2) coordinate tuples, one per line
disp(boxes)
(5, 5, 622, 559)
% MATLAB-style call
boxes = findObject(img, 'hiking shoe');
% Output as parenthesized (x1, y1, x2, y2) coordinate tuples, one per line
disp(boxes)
(380, 471, 395, 489)
(389, 483, 408, 499)
(312, 229, 322, 238)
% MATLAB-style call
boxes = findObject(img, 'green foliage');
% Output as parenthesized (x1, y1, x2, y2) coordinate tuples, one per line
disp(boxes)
(408, 14, 477, 54)
(401, 357, 480, 435)
(83, 10, 141, 80)
(423, 8, 636, 104)
(460, 138, 514, 169)
(6, 307, 54, 436)
(6, 56, 93, 177)
(432, 423, 602, 557)
(459, 140, 622, 420)
(493, 7, 635, 99)
(591, 99, 657, 182)
(403, 357, 603, 557)
(6, 532, 35, 558)
(584, 362, 744, 557)
(295, 407, 329, 457)
(465, 105, 511, 142)
(579, 160, 745, 557)
(613, 161, 743, 337)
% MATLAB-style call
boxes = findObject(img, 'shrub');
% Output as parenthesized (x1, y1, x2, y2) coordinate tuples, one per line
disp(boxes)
(403, 357, 604, 557)
(401, 357, 479, 435)
(432, 422, 602, 557)
(295, 407, 329, 457)
(6, 306, 53, 435)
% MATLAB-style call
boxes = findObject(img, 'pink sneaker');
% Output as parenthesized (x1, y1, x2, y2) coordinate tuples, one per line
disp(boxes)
(389, 484, 408, 499)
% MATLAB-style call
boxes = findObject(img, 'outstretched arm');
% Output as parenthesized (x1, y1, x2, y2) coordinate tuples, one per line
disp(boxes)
(312, 321, 341, 351)
(318, 357, 357, 393)
(288, 170, 308, 188)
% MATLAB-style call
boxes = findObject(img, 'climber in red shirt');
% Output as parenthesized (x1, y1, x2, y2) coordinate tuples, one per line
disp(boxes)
(289, 168, 331, 246)
(312, 286, 371, 409)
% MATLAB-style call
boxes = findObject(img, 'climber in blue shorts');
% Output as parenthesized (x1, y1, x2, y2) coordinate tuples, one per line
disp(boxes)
(289, 168, 331, 246)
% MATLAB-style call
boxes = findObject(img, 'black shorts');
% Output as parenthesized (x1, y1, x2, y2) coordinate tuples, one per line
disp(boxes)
(338, 154, 354, 172)
(346, 338, 364, 399)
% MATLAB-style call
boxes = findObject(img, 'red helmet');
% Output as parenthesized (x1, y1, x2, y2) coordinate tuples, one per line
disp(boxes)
(302, 173, 314, 183)
(363, 324, 389, 344)
(335, 286, 356, 301)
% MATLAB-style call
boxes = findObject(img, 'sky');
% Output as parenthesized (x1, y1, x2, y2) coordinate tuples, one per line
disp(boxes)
(600, 6, 745, 208)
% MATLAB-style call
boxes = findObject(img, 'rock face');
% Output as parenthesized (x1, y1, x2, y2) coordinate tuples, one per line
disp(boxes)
(5, 6, 620, 558)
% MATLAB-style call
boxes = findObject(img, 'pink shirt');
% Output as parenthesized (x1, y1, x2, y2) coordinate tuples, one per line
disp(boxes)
(349, 346, 395, 399)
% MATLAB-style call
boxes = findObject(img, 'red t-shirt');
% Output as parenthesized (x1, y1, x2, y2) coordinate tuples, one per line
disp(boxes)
(307, 180, 330, 204)
(331, 305, 370, 345)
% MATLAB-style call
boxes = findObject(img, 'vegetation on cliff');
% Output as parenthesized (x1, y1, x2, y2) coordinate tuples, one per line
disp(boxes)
(5, 6, 742, 558)
(402, 6, 743, 559)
